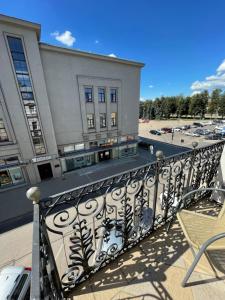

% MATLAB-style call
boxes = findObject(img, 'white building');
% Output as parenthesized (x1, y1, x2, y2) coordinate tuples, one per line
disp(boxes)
(0, 14, 144, 189)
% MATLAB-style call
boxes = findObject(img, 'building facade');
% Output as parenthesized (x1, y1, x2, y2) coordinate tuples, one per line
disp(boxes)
(0, 14, 144, 189)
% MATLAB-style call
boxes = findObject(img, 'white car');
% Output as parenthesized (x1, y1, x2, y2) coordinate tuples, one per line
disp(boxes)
(191, 132, 200, 137)
(184, 131, 192, 136)
(173, 127, 182, 132)
(0, 266, 31, 300)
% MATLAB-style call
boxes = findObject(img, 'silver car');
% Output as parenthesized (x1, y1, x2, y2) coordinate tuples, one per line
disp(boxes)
(0, 266, 31, 300)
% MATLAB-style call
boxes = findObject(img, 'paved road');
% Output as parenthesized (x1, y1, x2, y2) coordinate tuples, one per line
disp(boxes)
(0, 139, 190, 232)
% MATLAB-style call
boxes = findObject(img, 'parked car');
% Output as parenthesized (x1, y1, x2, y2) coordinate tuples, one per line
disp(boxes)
(173, 127, 182, 132)
(161, 127, 172, 133)
(205, 133, 222, 140)
(181, 125, 191, 130)
(157, 129, 166, 134)
(184, 131, 192, 136)
(194, 129, 211, 136)
(149, 130, 161, 135)
(193, 122, 204, 127)
(138, 141, 150, 150)
(0, 266, 31, 300)
(191, 132, 200, 137)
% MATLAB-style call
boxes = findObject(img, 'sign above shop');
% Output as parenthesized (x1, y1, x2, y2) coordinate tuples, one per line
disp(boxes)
(32, 155, 52, 163)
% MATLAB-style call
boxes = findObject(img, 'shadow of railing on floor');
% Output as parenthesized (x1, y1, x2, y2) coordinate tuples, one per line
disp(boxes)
(67, 199, 224, 299)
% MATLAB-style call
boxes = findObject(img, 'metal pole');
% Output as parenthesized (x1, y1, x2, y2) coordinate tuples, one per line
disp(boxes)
(26, 187, 41, 300)
(152, 151, 164, 227)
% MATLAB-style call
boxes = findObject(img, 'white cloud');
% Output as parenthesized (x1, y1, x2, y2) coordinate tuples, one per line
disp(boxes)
(148, 85, 154, 88)
(51, 30, 76, 47)
(217, 60, 225, 74)
(108, 53, 117, 58)
(191, 59, 225, 92)
(140, 97, 145, 101)
(95, 40, 99, 44)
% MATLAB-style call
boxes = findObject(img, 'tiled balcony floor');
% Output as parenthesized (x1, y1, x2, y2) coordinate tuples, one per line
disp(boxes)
(69, 199, 225, 300)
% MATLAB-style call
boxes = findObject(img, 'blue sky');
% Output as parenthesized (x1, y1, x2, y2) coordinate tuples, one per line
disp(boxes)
(1, 0, 225, 100)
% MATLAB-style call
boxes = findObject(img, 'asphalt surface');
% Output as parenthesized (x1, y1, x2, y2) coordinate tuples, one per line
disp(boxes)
(0, 139, 190, 233)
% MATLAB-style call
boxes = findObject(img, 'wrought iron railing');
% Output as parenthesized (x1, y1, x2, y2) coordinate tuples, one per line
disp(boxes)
(29, 141, 225, 299)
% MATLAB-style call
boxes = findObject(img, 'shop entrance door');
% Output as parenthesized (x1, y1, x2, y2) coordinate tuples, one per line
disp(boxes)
(98, 150, 111, 162)
(38, 163, 53, 180)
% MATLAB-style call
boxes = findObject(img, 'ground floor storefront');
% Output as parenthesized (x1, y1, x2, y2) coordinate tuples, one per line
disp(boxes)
(60, 142, 137, 173)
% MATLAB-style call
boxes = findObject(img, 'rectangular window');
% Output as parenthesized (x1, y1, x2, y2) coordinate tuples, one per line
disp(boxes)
(98, 88, 105, 103)
(108, 138, 118, 144)
(87, 114, 95, 129)
(32, 136, 45, 154)
(7, 36, 46, 155)
(121, 136, 127, 142)
(64, 145, 75, 153)
(28, 118, 40, 131)
(0, 170, 12, 186)
(9, 167, 24, 184)
(100, 113, 106, 128)
(16, 74, 32, 92)
(0, 120, 9, 142)
(75, 143, 85, 151)
(89, 141, 98, 148)
(110, 88, 117, 103)
(84, 87, 93, 102)
(21, 92, 34, 100)
(127, 135, 134, 141)
(25, 105, 37, 116)
(111, 112, 117, 127)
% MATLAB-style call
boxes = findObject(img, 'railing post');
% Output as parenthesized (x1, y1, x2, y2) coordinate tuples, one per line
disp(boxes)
(186, 142, 198, 194)
(152, 151, 164, 227)
(26, 187, 41, 300)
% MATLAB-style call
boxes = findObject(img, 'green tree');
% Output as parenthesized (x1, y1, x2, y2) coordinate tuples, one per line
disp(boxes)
(189, 91, 208, 118)
(218, 92, 225, 119)
(208, 89, 221, 117)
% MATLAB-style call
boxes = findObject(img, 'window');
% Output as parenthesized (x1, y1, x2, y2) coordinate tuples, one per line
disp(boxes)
(0, 119, 9, 142)
(121, 136, 127, 142)
(28, 118, 40, 131)
(9, 167, 24, 184)
(64, 145, 75, 153)
(89, 141, 98, 148)
(84, 87, 93, 102)
(110, 88, 117, 103)
(0, 170, 12, 186)
(87, 114, 95, 129)
(25, 105, 37, 116)
(98, 88, 105, 103)
(21, 92, 34, 100)
(111, 112, 117, 127)
(75, 143, 85, 151)
(16, 74, 32, 92)
(7, 36, 46, 155)
(100, 113, 106, 128)
(32, 136, 45, 154)
(108, 138, 118, 144)
(127, 135, 134, 141)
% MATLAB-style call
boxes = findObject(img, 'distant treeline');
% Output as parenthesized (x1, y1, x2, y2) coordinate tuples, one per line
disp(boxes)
(140, 89, 225, 120)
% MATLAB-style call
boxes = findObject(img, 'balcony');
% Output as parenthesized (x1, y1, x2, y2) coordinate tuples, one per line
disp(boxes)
(29, 141, 225, 299)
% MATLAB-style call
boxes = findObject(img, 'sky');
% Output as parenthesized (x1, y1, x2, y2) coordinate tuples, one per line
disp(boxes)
(1, 0, 225, 100)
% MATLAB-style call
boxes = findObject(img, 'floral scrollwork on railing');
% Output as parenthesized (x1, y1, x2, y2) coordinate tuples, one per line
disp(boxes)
(37, 140, 225, 294)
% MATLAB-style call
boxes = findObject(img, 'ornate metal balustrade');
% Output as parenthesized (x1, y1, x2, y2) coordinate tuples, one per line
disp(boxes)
(29, 141, 225, 299)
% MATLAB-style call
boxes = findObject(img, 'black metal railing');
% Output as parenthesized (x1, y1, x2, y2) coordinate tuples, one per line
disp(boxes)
(30, 141, 225, 299)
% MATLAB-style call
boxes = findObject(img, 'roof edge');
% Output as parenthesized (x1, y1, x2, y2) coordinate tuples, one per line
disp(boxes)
(39, 43, 145, 68)
(0, 14, 41, 40)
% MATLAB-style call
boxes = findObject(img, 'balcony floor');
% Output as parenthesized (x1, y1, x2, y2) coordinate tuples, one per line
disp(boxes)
(69, 199, 225, 300)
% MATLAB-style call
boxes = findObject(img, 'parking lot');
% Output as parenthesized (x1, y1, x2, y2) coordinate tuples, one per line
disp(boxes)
(139, 119, 225, 148)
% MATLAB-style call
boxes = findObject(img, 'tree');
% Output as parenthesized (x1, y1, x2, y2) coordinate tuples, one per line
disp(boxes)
(208, 89, 221, 117)
(218, 92, 225, 119)
(189, 91, 208, 118)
